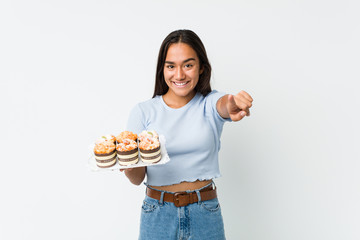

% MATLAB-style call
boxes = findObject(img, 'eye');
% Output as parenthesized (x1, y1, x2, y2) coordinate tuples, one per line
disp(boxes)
(166, 65, 174, 69)
(185, 64, 193, 68)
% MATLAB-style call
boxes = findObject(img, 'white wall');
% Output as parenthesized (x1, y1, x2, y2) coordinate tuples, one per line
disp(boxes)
(1, 0, 359, 239)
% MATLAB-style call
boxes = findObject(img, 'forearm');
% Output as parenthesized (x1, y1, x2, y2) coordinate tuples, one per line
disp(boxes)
(124, 167, 146, 185)
(216, 94, 230, 119)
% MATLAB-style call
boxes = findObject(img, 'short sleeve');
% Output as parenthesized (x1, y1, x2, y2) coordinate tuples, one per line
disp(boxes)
(126, 104, 146, 134)
(205, 90, 232, 123)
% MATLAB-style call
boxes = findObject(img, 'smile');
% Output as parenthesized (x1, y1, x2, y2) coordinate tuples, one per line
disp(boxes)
(172, 81, 189, 87)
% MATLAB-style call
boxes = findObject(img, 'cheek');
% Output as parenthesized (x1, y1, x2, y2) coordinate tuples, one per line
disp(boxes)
(190, 69, 200, 81)
(164, 75, 171, 84)
(163, 70, 172, 81)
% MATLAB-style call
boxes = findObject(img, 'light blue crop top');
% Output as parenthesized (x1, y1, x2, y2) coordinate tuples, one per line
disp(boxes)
(126, 90, 231, 186)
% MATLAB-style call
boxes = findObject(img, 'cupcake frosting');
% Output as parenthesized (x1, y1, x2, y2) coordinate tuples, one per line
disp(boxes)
(138, 130, 159, 142)
(116, 131, 137, 142)
(116, 139, 137, 151)
(139, 138, 160, 150)
(94, 141, 116, 154)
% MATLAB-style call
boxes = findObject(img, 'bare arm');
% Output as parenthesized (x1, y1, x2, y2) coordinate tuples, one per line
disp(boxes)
(121, 167, 146, 186)
(216, 90, 253, 121)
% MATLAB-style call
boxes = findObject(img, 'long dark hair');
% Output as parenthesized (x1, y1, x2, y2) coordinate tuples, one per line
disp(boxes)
(152, 29, 212, 98)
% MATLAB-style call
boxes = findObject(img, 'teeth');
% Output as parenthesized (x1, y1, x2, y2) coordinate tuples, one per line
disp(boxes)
(174, 82, 187, 86)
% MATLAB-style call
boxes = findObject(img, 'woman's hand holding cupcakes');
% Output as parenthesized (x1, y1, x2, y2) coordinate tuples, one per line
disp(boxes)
(120, 168, 135, 173)
(120, 167, 146, 186)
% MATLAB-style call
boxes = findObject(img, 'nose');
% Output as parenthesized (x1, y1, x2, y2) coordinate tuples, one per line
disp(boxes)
(175, 67, 185, 80)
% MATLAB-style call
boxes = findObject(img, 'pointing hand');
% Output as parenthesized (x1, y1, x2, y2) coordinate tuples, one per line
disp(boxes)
(226, 90, 253, 121)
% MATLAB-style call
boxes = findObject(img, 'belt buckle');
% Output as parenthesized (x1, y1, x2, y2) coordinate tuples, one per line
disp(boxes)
(173, 191, 188, 207)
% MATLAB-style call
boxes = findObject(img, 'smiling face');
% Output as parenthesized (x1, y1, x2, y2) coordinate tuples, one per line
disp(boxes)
(163, 43, 203, 106)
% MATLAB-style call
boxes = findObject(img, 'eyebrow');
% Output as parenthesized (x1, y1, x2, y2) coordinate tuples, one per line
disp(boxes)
(165, 58, 196, 64)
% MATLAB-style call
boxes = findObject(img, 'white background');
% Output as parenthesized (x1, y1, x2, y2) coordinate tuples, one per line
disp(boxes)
(1, 0, 359, 239)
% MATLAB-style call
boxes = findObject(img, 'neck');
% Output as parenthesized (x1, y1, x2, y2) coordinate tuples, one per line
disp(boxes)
(163, 91, 196, 109)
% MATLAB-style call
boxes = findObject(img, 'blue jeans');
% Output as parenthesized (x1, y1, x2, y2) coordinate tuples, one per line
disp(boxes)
(139, 183, 226, 240)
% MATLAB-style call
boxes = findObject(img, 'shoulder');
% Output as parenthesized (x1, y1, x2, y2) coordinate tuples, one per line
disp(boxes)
(127, 96, 162, 131)
(136, 96, 161, 110)
(203, 90, 227, 105)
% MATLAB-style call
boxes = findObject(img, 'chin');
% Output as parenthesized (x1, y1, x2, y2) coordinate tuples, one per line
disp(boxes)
(172, 89, 195, 98)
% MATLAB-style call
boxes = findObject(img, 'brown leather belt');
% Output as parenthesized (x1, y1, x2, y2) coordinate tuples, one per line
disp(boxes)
(146, 185, 217, 207)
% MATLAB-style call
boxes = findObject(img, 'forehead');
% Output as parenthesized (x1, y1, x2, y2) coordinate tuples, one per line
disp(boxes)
(165, 43, 198, 61)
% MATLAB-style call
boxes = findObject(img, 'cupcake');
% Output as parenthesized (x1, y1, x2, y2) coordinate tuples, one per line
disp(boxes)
(94, 141, 117, 168)
(116, 139, 139, 166)
(139, 138, 161, 163)
(116, 131, 137, 143)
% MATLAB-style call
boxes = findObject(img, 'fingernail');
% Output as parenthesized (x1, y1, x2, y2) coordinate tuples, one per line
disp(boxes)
(241, 111, 246, 117)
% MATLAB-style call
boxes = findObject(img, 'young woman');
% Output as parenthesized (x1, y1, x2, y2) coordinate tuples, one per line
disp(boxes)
(123, 29, 253, 240)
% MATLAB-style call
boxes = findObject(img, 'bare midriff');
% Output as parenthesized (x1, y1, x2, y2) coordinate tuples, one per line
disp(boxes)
(150, 179, 213, 192)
